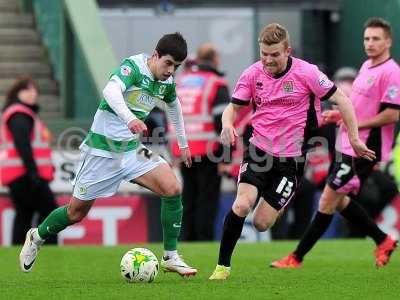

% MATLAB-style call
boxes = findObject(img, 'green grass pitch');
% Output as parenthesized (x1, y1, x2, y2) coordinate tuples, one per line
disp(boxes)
(1, 240, 398, 300)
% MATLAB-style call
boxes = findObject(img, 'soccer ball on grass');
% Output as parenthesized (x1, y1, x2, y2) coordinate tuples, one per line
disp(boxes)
(120, 248, 159, 283)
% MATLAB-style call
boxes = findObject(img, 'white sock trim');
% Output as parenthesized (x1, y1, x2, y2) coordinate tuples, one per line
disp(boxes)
(32, 228, 45, 245)
(164, 250, 178, 258)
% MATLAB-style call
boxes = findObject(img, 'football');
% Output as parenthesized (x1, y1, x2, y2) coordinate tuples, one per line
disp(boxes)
(120, 248, 159, 283)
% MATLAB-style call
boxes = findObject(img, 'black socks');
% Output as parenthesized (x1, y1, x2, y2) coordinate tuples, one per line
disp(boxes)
(340, 199, 386, 245)
(294, 211, 333, 261)
(218, 209, 246, 267)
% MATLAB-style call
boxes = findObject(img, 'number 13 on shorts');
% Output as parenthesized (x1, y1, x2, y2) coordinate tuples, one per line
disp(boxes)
(276, 176, 294, 198)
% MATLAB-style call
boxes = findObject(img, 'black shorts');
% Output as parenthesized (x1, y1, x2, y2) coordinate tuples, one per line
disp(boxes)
(238, 144, 305, 211)
(327, 152, 376, 195)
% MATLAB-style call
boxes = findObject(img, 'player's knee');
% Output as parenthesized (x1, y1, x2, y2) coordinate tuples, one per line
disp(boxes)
(318, 196, 337, 214)
(336, 196, 350, 212)
(161, 181, 182, 197)
(253, 220, 270, 232)
(232, 202, 249, 216)
(253, 215, 276, 232)
(232, 199, 252, 216)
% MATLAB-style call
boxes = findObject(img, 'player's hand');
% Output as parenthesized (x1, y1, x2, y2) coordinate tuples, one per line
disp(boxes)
(180, 147, 192, 168)
(322, 110, 342, 125)
(128, 119, 148, 135)
(221, 125, 238, 146)
(350, 138, 376, 161)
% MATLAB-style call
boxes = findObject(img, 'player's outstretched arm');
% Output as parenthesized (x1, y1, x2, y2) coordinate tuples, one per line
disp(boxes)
(329, 88, 376, 161)
(221, 103, 241, 146)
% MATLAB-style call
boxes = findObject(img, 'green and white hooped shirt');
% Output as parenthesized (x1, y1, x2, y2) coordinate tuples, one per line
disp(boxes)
(81, 53, 177, 157)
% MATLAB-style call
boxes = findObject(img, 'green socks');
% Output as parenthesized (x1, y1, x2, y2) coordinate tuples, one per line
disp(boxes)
(161, 195, 183, 251)
(38, 206, 71, 240)
(37, 197, 183, 249)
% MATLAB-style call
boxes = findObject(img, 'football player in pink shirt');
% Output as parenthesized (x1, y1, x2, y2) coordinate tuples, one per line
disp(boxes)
(272, 17, 399, 269)
(209, 23, 375, 280)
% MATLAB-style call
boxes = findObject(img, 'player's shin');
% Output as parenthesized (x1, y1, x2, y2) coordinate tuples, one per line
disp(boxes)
(293, 211, 333, 261)
(218, 209, 246, 267)
(339, 199, 386, 244)
(37, 206, 71, 240)
(161, 195, 183, 251)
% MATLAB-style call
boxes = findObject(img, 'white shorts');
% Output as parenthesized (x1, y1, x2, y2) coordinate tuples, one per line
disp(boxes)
(72, 145, 166, 200)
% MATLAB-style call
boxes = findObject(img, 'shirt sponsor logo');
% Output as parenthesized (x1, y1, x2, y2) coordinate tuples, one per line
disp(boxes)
(283, 80, 294, 93)
(318, 74, 333, 89)
(137, 93, 156, 108)
(254, 95, 299, 106)
(387, 85, 399, 100)
(120, 65, 132, 76)
(256, 81, 263, 90)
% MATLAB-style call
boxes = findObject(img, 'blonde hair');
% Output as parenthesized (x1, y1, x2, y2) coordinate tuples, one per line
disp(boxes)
(258, 23, 290, 48)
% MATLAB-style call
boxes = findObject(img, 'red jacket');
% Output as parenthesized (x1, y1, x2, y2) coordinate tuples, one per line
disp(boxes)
(170, 70, 228, 157)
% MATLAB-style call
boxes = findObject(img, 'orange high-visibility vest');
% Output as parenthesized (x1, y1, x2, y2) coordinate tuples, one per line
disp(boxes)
(0, 103, 54, 186)
(170, 70, 228, 157)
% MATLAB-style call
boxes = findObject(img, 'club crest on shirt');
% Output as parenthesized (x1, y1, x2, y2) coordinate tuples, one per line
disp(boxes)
(282, 80, 294, 93)
(366, 75, 375, 85)
(158, 85, 166, 94)
(254, 95, 262, 106)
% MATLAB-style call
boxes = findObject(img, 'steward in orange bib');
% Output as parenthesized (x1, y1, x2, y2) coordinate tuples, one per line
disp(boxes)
(0, 76, 57, 245)
(169, 44, 230, 241)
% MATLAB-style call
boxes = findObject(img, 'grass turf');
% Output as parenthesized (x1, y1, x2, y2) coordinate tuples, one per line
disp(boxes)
(0, 239, 398, 300)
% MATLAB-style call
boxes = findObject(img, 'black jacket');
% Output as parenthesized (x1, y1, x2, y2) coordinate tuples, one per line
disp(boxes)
(6, 101, 41, 180)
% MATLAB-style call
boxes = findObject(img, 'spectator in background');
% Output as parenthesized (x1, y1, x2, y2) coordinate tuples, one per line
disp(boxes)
(0, 76, 57, 245)
(170, 43, 230, 241)
(333, 67, 358, 97)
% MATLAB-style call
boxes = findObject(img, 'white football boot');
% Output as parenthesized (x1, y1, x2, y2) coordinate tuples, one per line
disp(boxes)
(19, 228, 43, 272)
(161, 254, 197, 277)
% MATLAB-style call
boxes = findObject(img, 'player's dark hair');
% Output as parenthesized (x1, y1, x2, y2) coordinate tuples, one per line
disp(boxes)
(364, 17, 392, 38)
(156, 32, 187, 62)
